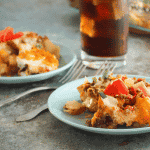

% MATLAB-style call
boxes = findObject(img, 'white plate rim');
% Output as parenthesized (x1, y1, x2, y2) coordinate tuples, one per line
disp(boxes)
(0, 41, 77, 84)
(48, 74, 150, 135)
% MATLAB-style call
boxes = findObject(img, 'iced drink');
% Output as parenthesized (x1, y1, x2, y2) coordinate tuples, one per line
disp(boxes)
(80, 0, 129, 67)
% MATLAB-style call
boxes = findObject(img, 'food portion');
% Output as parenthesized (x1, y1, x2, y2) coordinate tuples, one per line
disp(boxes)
(0, 27, 60, 76)
(63, 74, 150, 129)
(63, 100, 86, 115)
(129, 1, 150, 29)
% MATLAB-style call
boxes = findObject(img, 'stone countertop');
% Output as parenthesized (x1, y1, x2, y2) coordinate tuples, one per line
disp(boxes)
(0, 0, 150, 150)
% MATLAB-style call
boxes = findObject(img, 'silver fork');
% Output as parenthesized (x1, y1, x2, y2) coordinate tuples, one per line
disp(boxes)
(15, 61, 117, 122)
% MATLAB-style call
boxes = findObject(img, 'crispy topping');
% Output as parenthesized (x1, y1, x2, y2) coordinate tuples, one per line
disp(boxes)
(18, 47, 59, 67)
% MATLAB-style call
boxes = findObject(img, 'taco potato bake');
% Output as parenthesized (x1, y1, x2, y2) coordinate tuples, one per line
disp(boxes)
(0, 27, 60, 76)
(63, 74, 150, 129)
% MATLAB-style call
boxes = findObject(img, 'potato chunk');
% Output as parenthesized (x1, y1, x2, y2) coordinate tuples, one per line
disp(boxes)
(0, 63, 9, 76)
(42, 36, 60, 60)
(63, 100, 86, 115)
(8, 54, 18, 75)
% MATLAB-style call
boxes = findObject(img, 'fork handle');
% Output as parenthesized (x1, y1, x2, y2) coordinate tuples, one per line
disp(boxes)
(0, 86, 57, 108)
(16, 103, 48, 122)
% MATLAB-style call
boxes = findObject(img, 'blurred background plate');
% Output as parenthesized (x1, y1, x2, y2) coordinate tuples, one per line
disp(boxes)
(0, 41, 77, 84)
(129, 24, 150, 35)
(68, 0, 150, 35)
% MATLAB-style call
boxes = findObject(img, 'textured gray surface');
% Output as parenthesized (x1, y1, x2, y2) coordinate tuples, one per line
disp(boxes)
(0, 0, 150, 150)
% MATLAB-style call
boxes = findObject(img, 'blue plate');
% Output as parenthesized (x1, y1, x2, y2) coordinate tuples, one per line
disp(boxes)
(0, 41, 77, 84)
(129, 24, 150, 34)
(48, 74, 150, 135)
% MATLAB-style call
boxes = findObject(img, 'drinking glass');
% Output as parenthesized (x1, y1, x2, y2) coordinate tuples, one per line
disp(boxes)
(80, 0, 129, 69)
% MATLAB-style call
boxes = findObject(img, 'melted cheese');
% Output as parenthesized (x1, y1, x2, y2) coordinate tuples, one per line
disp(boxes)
(17, 47, 59, 75)
(102, 96, 118, 109)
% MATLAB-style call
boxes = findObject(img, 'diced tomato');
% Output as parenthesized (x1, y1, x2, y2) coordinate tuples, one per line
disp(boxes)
(122, 76, 127, 81)
(4, 27, 14, 34)
(1, 27, 13, 42)
(13, 32, 24, 39)
(0, 26, 12, 36)
(137, 78, 143, 82)
(130, 86, 137, 96)
(0, 28, 8, 42)
(0, 27, 23, 42)
(0, 35, 5, 42)
(4, 30, 14, 41)
(104, 79, 129, 96)
(0, 29, 5, 37)
(3, 27, 13, 42)
(138, 86, 148, 97)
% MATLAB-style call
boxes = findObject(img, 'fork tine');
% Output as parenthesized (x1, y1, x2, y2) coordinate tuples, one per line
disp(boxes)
(61, 60, 82, 83)
(59, 59, 78, 82)
(100, 61, 112, 76)
(74, 64, 87, 80)
(67, 64, 87, 82)
(100, 62, 117, 77)
(109, 62, 117, 74)
(60, 60, 86, 83)
(94, 60, 108, 76)
(101, 61, 115, 76)
(59, 59, 116, 84)
(94, 61, 117, 77)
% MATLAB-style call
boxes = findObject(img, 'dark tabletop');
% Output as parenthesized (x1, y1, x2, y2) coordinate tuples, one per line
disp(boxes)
(0, 0, 150, 150)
